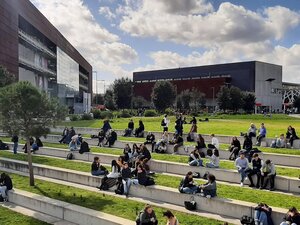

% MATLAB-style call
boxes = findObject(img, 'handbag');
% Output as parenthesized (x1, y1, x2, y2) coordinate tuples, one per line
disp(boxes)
(184, 196, 197, 211)
(240, 215, 254, 225)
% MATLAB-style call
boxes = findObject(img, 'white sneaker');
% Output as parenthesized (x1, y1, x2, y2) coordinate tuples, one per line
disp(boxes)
(240, 182, 244, 187)
(245, 177, 248, 181)
(184, 147, 188, 152)
(206, 195, 211, 199)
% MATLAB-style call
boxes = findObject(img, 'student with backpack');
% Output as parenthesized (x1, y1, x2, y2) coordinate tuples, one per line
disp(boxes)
(136, 205, 158, 225)
(132, 164, 155, 186)
(0, 173, 13, 202)
(79, 139, 90, 154)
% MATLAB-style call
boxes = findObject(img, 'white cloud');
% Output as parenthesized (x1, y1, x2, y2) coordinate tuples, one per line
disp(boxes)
(30, 0, 137, 81)
(119, 1, 300, 47)
(99, 6, 116, 20)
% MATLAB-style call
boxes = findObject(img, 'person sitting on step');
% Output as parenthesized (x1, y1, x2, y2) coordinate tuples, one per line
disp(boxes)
(248, 123, 257, 138)
(198, 174, 217, 198)
(247, 153, 262, 188)
(195, 134, 206, 150)
(235, 152, 249, 187)
(228, 136, 241, 160)
(209, 134, 219, 149)
(280, 207, 300, 225)
(0, 173, 13, 202)
(124, 119, 134, 137)
(91, 156, 108, 176)
(256, 123, 267, 146)
(286, 125, 299, 148)
(188, 149, 203, 167)
(144, 132, 156, 152)
(254, 203, 274, 225)
(69, 138, 78, 151)
(179, 171, 198, 194)
(205, 149, 220, 168)
(135, 120, 145, 138)
(271, 134, 286, 148)
(173, 134, 184, 154)
(260, 159, 276, 191)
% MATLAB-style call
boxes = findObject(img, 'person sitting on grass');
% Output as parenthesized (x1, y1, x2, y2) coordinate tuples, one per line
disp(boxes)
(256, 123, 267, 146)
(198, 174, 217, 198)
(124, 119, 134, 137)
(144, 132, 156, 152)
(69, 138, 78, 151)
(271, 134, 286, 148)
(206, 149, 220, 168)
(136, 205, 158, 225)
(195, 134, 206, 150)
(121, 162, 132, 197)
(228, 136, 241, 160)
(286, 125, 299, 148)
(247, 153, 262, 188)
(248, 123, 257, 138)
(260, 159, 276, 191)
(91, 156, 108, 176)
(280, 207, 300, 225)
(0, 173, 13, 202)
(135, 120, 145, 138)
(235, 152, 249, 187)
(163, 210, 179, 225)
(179, 171, 198, 194)
(173, 134, 184, 154)
(210, 134, 219, 149)
(188, 149, 203, 167)
(254, 203, 274, 225)
(243, 134, 253, 151)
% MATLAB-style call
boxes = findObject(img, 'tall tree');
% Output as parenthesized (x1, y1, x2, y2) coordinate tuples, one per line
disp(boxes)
(242, 92, 256, 114)
(112, 77, 133, 109)
(151, 81, 176, 112)
(229, 86, 244, 112)
(217, 86, 231, 112)
(104, 89, 116, 110)
(132, 96, 150, 109)
(0, 81, 67, 186)
(0, 65, 16, 88)
(190, 88, 206, 111)
(176, 90, 193, 110)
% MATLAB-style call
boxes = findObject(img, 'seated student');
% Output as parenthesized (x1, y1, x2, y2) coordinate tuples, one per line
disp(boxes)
(105, 129, 117, 147)
(209, 134, 219, 149)
(256, 123, 267, 146)
(189, 149, 203, 167)
(198, 174, 217, 198)
(254, 203, 274, 225)
(0, 173, 13, 202)
(260, 159, 276, 191)
(154, 133, 168, 154)
(141, 145, 152, 161)
(247, 153, 263, 188)
(132, 164, 155, 186)
(124, 119, 134, 137)
(59, 127, 69, 144)
(163, 210, 179, 225)
(280, 207, 300, 225)
(31, 140, 39, 152)
(135, 120, 145, 138)
(144, 132, 156, 152)
(286, 125, 299, 148)
(169, 133, 177, 145)
(195, 134, 206, 150)
(179, 171, 198, 194)
(69, 139, 78, 151)
(136, 205, 158, 225)
(121, 162, 132, 196)
(248, 123, 257, 138)
(123, 144, 132, 162)
(23, 137, 34, 153)
(107, 160, 121, 178)
(97, 129, 106, 147)
(228, 136, 241, 160)
(79, 139, 90, 154)
(235, 152, 249, 187)
(0, 140, 9, 150)
(206, 149, 220, 168)
(271, 134, 286, 148)
(35, 137, 43, 147)
(91, 156, 107, 176)
(187, 122, 197, 142)
(173, 135, 184, 154)
(243, 134, 253, 151)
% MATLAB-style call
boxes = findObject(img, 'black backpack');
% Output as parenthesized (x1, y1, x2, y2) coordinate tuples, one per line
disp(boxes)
(178, 178, 184, 193)
(66, 152, 74, 160)
(240, 215, 254, 225)
(115, 180, 124, 195)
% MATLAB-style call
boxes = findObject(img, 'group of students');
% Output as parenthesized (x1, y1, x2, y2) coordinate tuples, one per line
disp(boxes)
(124, 119, 145, 138)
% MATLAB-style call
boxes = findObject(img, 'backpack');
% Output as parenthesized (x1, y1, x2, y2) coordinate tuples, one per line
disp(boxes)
(135, 211, 143, 224)
(161, 119, 166, 126)
(203, 171, 209, 180)
(187, 134, 194, 142)
(178, 178, 184, 193)
(115, 180, 124, 195)
(240, 215, 255, 225)
(192, 172, 201, 178)
(66, 152, 74, 160)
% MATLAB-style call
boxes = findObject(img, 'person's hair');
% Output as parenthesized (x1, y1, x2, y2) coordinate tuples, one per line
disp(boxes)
(214, 149, 219, 157)
(163, 210, 174, 219)
(111, 160, 117, 167)
(144, 204, 152, 212)
(0, 173, 6, 179)
(265, 159, 271, 164)
(186, 171, 193, 176)
(94, 156, 99, 161)
(253, 153, 259, 158)
(124, 162, 128, 166)
(208, 174, 216, 182)
(211, 134, 215, 137)
(288, 207, 298, 214)
(261, 123, 264, 126)
(232, 136, 237, 141)
(165, 114, 167, 117)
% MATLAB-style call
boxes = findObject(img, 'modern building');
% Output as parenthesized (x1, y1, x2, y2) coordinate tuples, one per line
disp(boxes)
(0, 0, 92, 114)
(133, 61, 283, 112)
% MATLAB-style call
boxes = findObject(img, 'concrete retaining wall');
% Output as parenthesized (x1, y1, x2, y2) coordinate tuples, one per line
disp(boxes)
(8, 189, 134, 225)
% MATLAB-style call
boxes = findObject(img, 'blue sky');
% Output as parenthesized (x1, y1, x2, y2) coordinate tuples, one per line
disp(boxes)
(31, 0, 300, 93)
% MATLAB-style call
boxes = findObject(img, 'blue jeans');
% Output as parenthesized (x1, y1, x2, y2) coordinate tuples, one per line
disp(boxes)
(203, 189, 216, 197)
(122, 179, 131, 194)
(189, 159, 203, 166)
(254, 210, 268, 225)
(13, 142, 18, 154)
(238, 168, 247, 182)
(91, 170, 106, 176)
(182, 186, 198, 194)
(206, 162, 219, 168)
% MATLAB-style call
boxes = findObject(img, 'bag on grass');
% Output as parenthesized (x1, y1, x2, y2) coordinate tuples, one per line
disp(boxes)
(66, 152, 74, 160)
(240, 215, 254, 225)
(184, 196, 197, 211)
(115, 179, 124, 195)
(99, 177, 117, 190)
(192, 172, 201, 178)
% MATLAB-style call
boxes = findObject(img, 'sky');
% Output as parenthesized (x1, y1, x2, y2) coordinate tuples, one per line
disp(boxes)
(30, 0, 300, 93)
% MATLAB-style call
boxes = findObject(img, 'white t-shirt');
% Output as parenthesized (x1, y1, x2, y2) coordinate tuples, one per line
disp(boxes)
(211, 137, 219, 149)
(164, 117, 170, 127)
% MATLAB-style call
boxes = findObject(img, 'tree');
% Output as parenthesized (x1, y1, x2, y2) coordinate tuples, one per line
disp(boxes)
(217, 86, 231, 112)
(176, 90, 193, 110)
(93, 94, 104, 105)
(0, 65, 16, 88)
(229, 86, 244, 112)
(112, 77, 132, 109)
(243, 92, 256, 113)
(190, 88, 206, 111)
(151, 81, 176, 112)
(293, 96, 300, 112)
(104, 89, 116, 110)
(0, 81, 67, 186)
(132, 96, 150, 109)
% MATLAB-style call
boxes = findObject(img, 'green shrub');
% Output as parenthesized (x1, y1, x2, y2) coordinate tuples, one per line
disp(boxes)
(91, 109, 101, 119)
(81, 113, 93, 120)
(100, 111, 114, 119)
(69, 114, 79, 121)
(119, 109, 132, 118)
(144, 109, 157, 117)
(164, 107, 175, 116)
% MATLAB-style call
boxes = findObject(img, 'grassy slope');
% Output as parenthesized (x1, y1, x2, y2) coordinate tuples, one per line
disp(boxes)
(4, 172, 225, 225)
(58, 114, 300, 137)
(0, 151, 299, 210)
(0, 206, 50, 225)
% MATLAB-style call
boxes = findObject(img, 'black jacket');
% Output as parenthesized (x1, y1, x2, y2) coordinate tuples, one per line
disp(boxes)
(286, 128, 298, 139)
(182, 176, 194, 188)
(0, 175, 13, 190)
(252, 158, 262, 171)
(121, 167, 132, 179)
(137, 170, 148, 185)
(231, 139, 241, 150)
(11, 135, 18, 143)
(243, 137, 252, 150)
(128, 121, 134, 130)
(91, 162, 106, 172)
(146, 134, 155, 142)
(79, 141, 90, 154)
(285, 213, 300, 225)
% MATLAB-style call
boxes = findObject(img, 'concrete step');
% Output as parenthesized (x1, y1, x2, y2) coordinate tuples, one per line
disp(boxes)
(0, 157, 289, 224)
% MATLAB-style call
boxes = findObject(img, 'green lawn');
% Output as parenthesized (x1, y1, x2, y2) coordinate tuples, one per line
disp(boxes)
(58, 114, 300, 137)
(0, 206, 50, 225)
(0, 150, 299, 210)
(4, 172, 226, 225)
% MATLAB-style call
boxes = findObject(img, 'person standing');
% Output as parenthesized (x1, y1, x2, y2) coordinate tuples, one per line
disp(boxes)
(11, 134, 18, 154)
(235, 152, 249, 187)
(162, 115, 170, 132)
